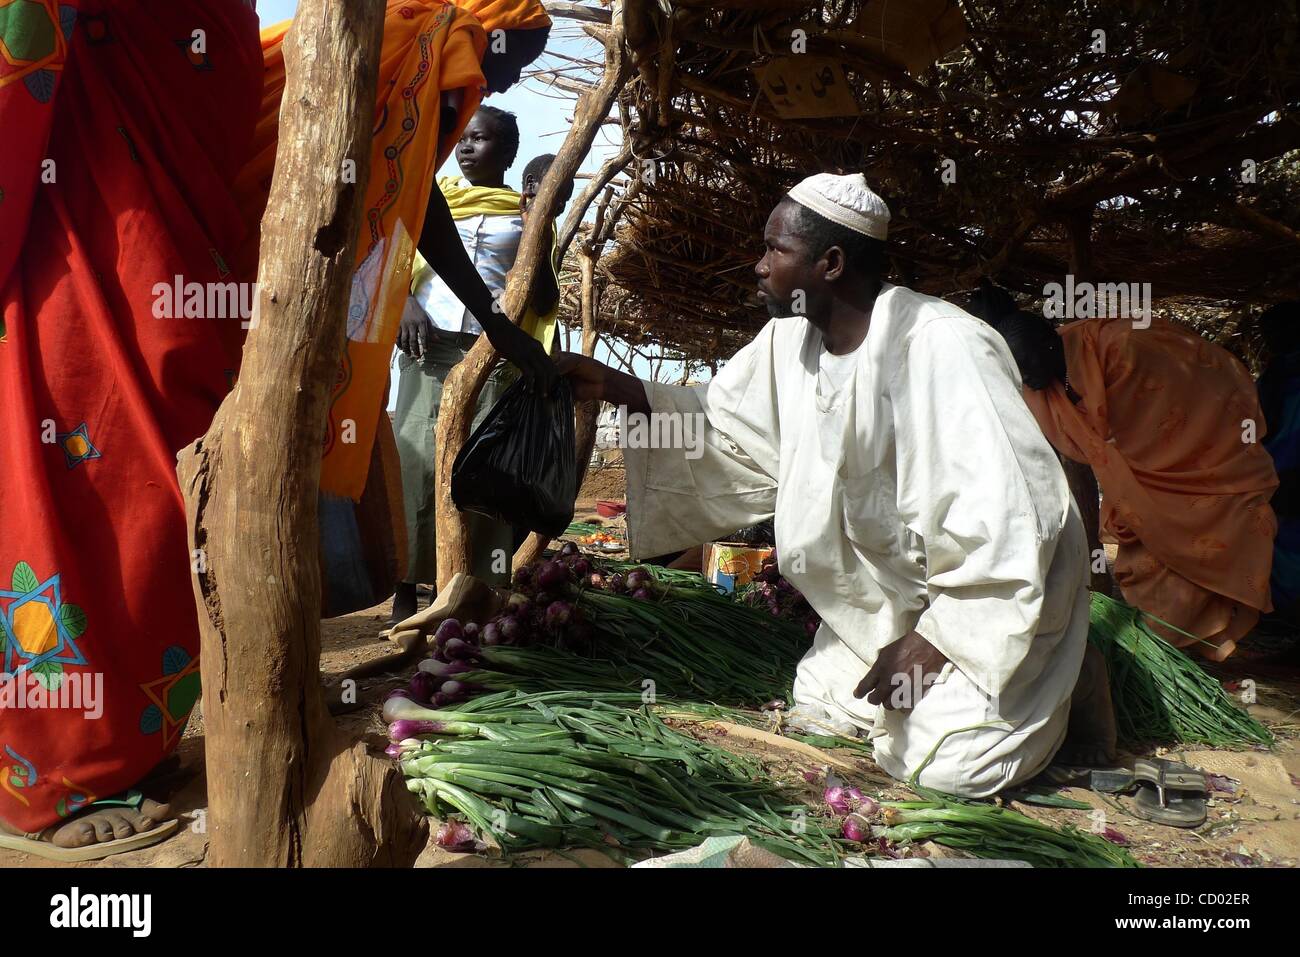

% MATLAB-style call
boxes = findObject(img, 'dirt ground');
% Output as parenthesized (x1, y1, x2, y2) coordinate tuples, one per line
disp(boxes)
(4, 494, 1297, 868)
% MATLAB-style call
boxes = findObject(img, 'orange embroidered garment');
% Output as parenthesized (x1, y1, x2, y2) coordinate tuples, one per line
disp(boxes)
(238, 2, 490, 499)
(237, 0, 551, 500)
(1023, 318, 1278, 660)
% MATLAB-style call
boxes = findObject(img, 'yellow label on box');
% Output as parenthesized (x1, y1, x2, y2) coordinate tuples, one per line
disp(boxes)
(704, 543, 773, 593)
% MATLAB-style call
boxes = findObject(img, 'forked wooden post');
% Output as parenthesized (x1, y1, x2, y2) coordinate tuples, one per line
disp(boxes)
(176, 0, 426, 867)
(434, 2, 633, 589)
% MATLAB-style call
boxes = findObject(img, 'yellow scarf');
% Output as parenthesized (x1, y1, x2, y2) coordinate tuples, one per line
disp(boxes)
(411, 176, 557, 352)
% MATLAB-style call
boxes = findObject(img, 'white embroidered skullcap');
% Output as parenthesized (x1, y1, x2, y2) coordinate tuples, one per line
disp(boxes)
(787, 172, 890, 241)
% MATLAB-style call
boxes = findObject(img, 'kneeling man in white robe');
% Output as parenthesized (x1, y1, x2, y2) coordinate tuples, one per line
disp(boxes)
(557, 173, 1114, 798)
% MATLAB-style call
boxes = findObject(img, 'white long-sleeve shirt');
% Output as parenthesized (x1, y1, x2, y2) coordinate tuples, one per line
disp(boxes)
(623, 284, 1090, 795)
(412, 196, 522, 336)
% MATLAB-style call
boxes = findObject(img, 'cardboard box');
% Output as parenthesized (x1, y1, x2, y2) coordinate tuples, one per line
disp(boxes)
(703, 542, 774, 594)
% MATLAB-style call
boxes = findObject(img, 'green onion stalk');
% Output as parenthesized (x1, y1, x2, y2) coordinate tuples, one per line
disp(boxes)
(1087, 593, 1273, 749)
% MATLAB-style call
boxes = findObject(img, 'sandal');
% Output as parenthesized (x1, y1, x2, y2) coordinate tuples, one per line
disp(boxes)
(0, 790, 180, 863)
(1036, 757, 1208, 828)
(1129, 758, 1208, 828)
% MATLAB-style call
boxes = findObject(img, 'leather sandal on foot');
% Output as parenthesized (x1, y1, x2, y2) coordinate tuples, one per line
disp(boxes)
(0, 790, 179, 863)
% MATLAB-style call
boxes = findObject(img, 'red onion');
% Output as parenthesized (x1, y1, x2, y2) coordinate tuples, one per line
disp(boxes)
(848, 788, 879, 816)
(435, 821, 476, 851)
(631, 587, 653, 601)
(499, 615, 523, 643)
(443, 637, 477, 660)
(408, 671, 438, 703)
(572, 557, 591, 577)
(558, 541, 580, 559)
(544, 601, 574, 629)
(842, 813, 870, 843)
(824, 786, 851, 816)
(607, 572, 625, 592)
(384, 743, 404, 759)
(440, 680, 467, 698)
(625, 570, 649, 592)
(536, 560, 569, 590)
(388, 718, 445, 740)
(589, 572, 606, 589)
(462, 621, 480, 641)
(480, 620, 502, 646)
(433, 618, 463, 647)
(512, 564, 535, 588)
(418, 658, 471, 678)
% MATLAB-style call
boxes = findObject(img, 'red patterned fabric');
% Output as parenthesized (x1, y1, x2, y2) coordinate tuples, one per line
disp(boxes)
(0, 0, 261, 831)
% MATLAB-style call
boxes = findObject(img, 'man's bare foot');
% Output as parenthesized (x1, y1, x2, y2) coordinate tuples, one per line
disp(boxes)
(0, 797, 171, 848)
(1058, 643, 1118, 766)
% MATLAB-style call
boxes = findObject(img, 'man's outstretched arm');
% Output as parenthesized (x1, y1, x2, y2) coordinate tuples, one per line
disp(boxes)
(555, 352, 652, 417)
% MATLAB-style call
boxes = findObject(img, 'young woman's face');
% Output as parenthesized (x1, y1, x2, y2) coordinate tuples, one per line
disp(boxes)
(456, 113, 510, 181)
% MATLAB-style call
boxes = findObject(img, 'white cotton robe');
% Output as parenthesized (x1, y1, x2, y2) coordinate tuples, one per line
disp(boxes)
(623, 284, 1091, 797)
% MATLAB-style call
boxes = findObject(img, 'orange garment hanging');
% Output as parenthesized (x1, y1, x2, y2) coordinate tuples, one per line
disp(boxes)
(235, 2, 490, 500)
(233, 1, 551, 614)
(1022, 318, 1279, 660)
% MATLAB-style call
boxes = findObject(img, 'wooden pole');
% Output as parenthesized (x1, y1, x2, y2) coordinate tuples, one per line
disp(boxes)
(176, 0, 426, 867)
(573, 246, 603, 468)
(435, 2, 632, 590)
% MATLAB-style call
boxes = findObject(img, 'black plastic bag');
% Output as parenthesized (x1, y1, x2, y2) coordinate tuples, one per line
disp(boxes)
(451, 377, 576, 537)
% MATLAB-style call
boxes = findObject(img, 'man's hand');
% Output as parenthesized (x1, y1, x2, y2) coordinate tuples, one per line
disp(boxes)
(555, 352, 608, 402)
(398, 307, 434, 360)
(853, 631, 950, 711)
(482, 313, 556, 393)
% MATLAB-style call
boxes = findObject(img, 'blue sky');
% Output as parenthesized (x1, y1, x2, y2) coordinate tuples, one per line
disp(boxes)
(256, 2, 688, 393)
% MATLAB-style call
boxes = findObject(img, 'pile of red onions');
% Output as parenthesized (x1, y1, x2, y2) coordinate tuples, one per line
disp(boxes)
(823, 784, 880, 844)
(516, 542, 660, 603)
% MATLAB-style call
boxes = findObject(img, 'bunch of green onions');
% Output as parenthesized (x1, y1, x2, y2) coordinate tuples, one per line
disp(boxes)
(880, 797, 1138, 868)
(568, 579, 806, 705)
(393, 691, 1140, 868)
(596, 559, 724, 592)
(563, 522, 607, 538)
(398, 691, 847, 865)
(1087, 593, 1273, 748)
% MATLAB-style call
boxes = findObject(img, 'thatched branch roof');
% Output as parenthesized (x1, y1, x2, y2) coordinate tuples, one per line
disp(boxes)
(556, 0, 1300, 362)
